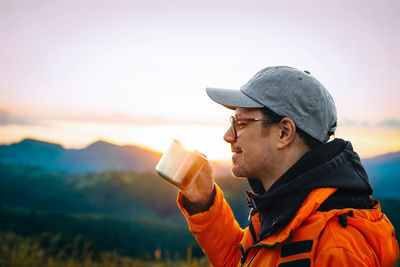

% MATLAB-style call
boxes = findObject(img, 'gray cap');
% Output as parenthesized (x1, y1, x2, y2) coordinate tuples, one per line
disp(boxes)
(206, 66, 337, 143)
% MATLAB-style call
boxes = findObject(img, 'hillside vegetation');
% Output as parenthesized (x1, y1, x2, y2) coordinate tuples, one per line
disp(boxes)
(0, 163, 250, 264)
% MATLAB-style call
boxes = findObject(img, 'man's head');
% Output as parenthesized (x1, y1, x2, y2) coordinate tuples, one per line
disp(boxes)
(207, 66, 338, 189)
(207, 66, 337, 144)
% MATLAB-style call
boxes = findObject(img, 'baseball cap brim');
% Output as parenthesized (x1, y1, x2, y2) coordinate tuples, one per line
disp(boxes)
(206, 87, 264, 110)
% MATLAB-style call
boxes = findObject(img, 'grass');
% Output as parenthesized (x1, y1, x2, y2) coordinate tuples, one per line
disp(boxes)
(0, 231, 211, 267)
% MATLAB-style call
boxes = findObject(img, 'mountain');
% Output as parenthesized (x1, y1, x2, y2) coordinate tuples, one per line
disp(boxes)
(362, 152, 400, 199)
(362, 151, 400, 165)
(0, 138, 233, 176)
(0, 138, 64, 166)
(0, 138, 162, 173)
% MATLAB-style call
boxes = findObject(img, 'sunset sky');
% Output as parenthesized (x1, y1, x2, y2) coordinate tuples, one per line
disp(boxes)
(1, 0, 399, 160)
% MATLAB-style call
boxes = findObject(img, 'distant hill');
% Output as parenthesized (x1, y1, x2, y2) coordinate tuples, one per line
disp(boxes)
(362, 151, 400, 165)
(0, 138, 162, 173)
(362, 152, 400, 199)
(0, 138, 233, 176)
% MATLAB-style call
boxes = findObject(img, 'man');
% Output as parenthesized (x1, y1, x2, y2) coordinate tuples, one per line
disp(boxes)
(177, 66, 399, 266)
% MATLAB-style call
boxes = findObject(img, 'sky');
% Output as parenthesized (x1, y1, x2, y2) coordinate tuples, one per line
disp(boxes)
(1, 0, 399, 160)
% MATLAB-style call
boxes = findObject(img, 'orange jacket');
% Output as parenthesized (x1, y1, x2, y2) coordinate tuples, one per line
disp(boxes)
(178, 185, 399, 267)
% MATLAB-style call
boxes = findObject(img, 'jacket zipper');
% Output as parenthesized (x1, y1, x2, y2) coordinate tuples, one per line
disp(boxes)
(239, 242, 280, 267)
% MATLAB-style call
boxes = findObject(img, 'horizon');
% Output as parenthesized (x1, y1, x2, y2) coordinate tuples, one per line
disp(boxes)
(2, 135, 399, 162)
(1, 0, 399, 160)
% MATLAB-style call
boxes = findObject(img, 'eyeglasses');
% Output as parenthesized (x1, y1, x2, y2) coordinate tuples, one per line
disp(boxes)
(229, 116, 270, 140)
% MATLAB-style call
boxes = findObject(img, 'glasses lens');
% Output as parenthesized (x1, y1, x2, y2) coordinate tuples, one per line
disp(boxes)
(230, 116, 237, 139)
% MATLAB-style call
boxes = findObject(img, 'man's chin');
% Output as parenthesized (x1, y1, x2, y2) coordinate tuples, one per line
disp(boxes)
(231, 167, 247, 179)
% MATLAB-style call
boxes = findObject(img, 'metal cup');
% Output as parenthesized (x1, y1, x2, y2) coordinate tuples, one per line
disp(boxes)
(156, 139, 208, 190)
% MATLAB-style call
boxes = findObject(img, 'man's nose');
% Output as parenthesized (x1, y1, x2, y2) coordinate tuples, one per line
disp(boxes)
(224, 127, 235, 143)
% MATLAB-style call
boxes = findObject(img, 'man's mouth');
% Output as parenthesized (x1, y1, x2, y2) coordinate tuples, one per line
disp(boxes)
(232, 150, 242, 160)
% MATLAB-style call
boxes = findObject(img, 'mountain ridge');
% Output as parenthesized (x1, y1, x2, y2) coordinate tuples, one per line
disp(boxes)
(0, 138, 232, 176)
(362, 151, 400, 165)
(0, 138, 162, 173)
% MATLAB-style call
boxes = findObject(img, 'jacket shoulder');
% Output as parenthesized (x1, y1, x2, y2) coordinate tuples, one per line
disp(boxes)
(315, 207, 399, 267)
(315, 214, 380, 266)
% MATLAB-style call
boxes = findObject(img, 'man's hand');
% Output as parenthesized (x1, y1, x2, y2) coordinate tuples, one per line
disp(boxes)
(180, 161, 215, 214)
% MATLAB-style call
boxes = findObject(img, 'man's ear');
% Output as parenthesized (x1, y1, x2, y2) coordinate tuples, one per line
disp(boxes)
(276, 117, 296, 149)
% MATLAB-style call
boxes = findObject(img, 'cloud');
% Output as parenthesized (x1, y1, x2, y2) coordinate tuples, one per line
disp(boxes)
(61, 111, 225, 126)
(339, 118, 400, 129)
(376, 119, 400, 129)
(339, 119, 372, 127)
(0, 110, 39, 126)
(64, 112, 170, 126)
(0, 109, 224, 127)
(2, 108, 399, 130)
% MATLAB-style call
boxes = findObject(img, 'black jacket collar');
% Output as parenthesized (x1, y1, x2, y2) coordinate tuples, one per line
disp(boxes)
(246, 138, 373, 241)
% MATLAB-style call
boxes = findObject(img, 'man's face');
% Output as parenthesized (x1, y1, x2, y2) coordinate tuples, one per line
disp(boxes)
(224, 108, 277, 179)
